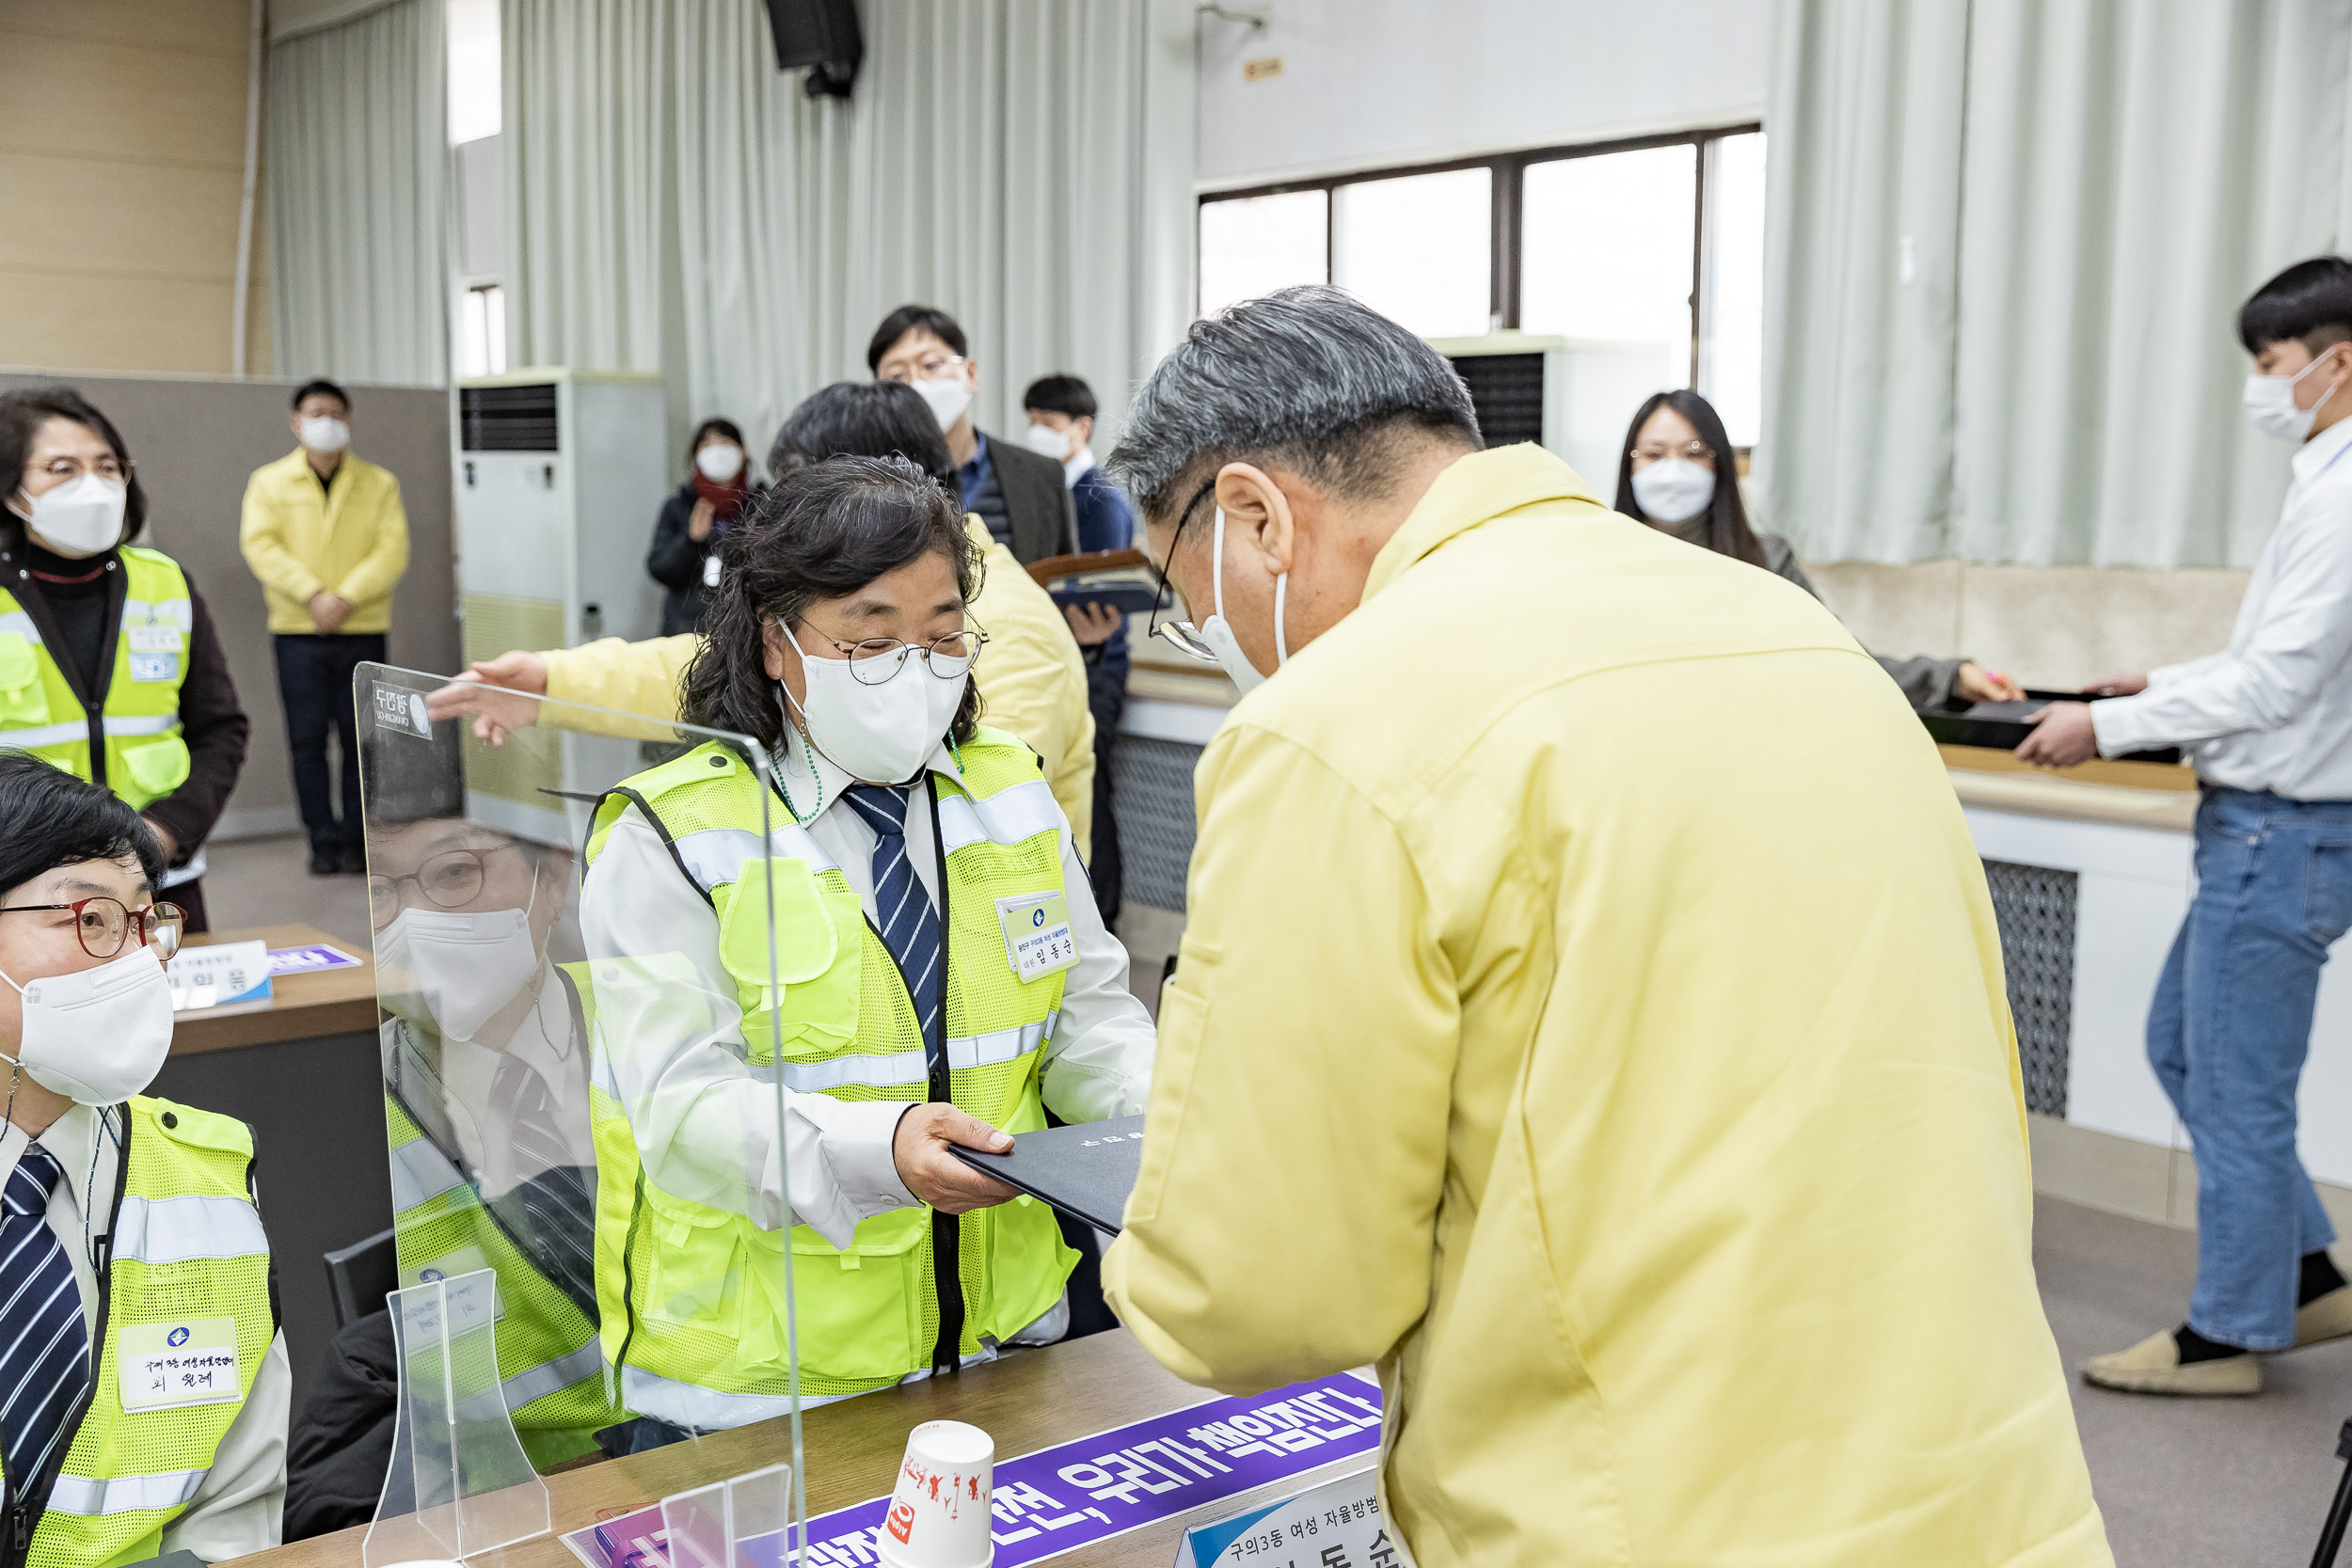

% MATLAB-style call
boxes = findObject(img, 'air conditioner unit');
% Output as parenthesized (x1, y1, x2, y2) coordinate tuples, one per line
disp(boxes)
(1428, 333, 1684, 499)
(450, 368, 668, 843)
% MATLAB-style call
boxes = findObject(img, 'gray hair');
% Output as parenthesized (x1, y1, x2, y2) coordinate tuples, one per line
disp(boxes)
(1106, 285, 1482, 520)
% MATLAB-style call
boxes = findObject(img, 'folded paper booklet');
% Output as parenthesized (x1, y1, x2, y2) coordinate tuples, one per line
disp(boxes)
(947, 1114, 1144, 1233)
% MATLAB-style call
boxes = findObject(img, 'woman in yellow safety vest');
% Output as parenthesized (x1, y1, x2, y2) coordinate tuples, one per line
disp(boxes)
(578, 454, 1152, 1451)
(0, 388, 249, 931)
(0, 752, 285, 1566)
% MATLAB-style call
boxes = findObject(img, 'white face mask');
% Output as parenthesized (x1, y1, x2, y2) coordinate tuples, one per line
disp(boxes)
(780, 625, 970, 785)
(2243, 347, 2344, 444)
(695, 442, 746, 483)
(299, 415, 352, 454)
(1630, 458, 1718, 526)
(16, 473, 128, 558)
(374, 882, 540, 1043)
(0, 943, 173, 1106)
(1200, 506, 1287, 697)
(914, 375, 973, 434)
(1022, 421, 1077, 464)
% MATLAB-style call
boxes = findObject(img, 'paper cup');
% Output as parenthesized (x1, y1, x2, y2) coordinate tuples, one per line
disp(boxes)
(876, 1419, 995, 1568)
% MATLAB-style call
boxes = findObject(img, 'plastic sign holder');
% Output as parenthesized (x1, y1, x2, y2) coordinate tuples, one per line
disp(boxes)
(362, 1268, 553, 1566)
(660, 1462, 795, 1568)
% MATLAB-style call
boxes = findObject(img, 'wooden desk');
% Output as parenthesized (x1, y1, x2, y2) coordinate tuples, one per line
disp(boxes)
(153, 923, 388, 1417)
(171, 922, 378, 1053)
(1940, 744, 2200, 833)
(229, 1331, 1376, 1568)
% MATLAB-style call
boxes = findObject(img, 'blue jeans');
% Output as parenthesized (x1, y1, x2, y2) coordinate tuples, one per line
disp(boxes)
(2150, 786, 2352, 1349)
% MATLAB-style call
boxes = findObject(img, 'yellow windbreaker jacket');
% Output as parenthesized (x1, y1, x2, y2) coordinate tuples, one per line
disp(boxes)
(542, 517, 1097, 854)
(237, 449, 410, 634)
(1102, 445, 2109, 1567)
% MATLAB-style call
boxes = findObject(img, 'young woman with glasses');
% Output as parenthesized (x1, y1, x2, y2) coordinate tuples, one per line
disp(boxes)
(0, 752, 286, 1562)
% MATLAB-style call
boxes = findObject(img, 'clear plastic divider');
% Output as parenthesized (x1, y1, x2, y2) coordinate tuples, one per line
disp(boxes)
(357, 662, 803, 1557)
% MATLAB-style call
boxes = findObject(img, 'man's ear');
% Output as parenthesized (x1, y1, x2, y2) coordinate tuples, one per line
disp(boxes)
(1075, 415, 1093, 449)
(1212, 463, 1296, 577)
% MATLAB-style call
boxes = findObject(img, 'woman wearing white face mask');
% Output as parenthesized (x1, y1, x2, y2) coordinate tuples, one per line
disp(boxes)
(0, 388, 250, 930)
(0, 753, 288, 1563)
(576, 455, 1152, 1448)
(646, 417, 763, 638)
(1615, 388, 2023, 712)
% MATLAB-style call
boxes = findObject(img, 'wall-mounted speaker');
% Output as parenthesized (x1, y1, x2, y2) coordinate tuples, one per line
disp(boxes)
(764, 0, 862, 98)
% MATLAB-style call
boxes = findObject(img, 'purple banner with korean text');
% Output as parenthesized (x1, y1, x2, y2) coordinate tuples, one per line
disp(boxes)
(556, 1372, 1383, 1568)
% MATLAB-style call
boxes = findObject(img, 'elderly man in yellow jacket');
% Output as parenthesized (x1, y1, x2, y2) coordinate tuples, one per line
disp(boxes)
(1096, 288, 2111, 1568)
(239, 378, 408, 875)
(435, 382, 1096, 855)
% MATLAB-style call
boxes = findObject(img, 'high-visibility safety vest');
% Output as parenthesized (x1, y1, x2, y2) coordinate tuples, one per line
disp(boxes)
(581, 731, 1078, 1426)
(0, 547, 193, 810)
(17, 1097, 274, 1568)
(383, 972, 628, 1471)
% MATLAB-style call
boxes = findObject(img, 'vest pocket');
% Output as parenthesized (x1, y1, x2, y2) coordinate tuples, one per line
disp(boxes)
(119, 736, 191, 801)
(719, 858, 864, 1059)
(787, 1207, 927, 1382)
(980, 1194, 1077, 1344)
(0, 633, 47, 725)
(639, 1186, 793, 1373)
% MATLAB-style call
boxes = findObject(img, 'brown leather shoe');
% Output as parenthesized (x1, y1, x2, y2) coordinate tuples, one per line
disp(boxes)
(2081, 1330, 2261, 1396)
(2296, 1285, 2352, 1348)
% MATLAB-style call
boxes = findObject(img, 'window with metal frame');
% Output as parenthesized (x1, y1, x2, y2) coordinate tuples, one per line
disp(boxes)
(1197, 123, 1767, 446)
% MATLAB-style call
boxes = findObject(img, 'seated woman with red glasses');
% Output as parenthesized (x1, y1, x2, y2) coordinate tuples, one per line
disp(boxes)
(0, 752, 287, 1562)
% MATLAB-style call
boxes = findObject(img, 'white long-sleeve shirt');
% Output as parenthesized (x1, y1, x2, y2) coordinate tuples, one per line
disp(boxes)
(0, 1107, 289, 1563)
(579, 735, 1153, 1252)
(2093, 415, 2352, 797)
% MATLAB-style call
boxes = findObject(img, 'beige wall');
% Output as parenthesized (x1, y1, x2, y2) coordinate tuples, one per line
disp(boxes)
(0, 370, 456, 838)
(1808, 561, 2250, 691)
(0, 0, 270, 375)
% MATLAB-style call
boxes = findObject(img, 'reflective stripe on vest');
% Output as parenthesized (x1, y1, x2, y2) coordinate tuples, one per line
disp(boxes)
(112, 1193, 270, 1264)
(0, 549, 193, 816)
(502, 1334, 606, 1410)
(620, 1363, 800, 1433)
(671, 823, 839, 894)
(32, 1097, 271, 1568)
(41, 1469, 208, 1518)
(936, 779, 1061, 856)
(388, 1134, 473, 1212)
(776, 1011, 1060, 1093)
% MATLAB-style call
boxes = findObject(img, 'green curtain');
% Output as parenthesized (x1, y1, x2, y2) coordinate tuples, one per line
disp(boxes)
(1763, 0, 2352, 568)
(267, 0, 450, 386)
(501, 0, 1197, 462)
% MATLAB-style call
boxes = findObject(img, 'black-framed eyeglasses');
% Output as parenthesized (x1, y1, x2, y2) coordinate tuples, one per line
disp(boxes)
(0, 897, 184, 960)
(800, 628, 990, 687)
(370, 843, 525, 930)
(1144, 476, 1220, 664)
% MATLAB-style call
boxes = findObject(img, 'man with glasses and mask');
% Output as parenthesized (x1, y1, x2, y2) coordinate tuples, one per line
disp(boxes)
(1098, 287, 2110, 1567)
(352, 721, 624, 1471)
(0, 753, 287, 1565)
(870, 305, 1078, 567)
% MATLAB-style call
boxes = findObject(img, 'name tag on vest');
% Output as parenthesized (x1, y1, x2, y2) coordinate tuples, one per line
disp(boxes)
(126, 626, 181, 654)
(118, 1317, 241, 1412)
(996, 891, 1077, 984)
(406, 1244, 506, 1322)
(127, 653, 179, 683)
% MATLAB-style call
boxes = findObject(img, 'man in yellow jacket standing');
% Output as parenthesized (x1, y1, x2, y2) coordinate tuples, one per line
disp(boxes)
(1097, 288, 2111, 1567)
(238, 379, 409, 875)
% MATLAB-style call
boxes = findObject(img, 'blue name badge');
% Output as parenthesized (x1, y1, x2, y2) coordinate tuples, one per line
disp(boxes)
(128, 652, 180, 683)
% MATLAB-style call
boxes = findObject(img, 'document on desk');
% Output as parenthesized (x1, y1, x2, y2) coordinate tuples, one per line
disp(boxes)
(946, 1114, 1144, 1233)
(556, 1370, 1384, 1568)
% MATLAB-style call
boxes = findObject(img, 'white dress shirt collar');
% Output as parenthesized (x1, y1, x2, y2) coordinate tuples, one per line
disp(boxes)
(2294, 411, 2352, 484)
(1062, 448, 1096, 490)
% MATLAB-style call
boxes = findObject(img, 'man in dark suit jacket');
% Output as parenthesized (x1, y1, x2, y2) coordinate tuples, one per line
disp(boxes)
(869, 305, 1078, 567)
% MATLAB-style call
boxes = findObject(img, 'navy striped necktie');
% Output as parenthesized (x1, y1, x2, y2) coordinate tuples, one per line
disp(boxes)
(0, 1141, 90, 1497)
(843, 784, 944, 1070)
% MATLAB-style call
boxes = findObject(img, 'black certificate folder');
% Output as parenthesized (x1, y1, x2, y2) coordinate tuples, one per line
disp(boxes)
(947, 1114, 1146, 1233)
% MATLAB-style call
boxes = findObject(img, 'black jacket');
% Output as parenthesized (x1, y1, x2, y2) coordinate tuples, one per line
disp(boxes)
(982, 433, 1082, 567)
(646, 481, 761, 638)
